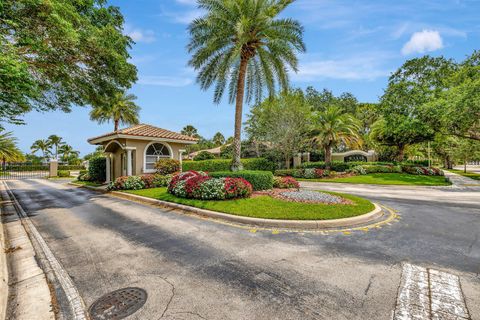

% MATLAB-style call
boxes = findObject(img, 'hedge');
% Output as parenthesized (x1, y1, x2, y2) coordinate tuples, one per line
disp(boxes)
(182, 158, 276, 172)
(88, 156, 106, 182)
(209, 170, 274, 191)
(59, 165, 86, 170)
(57, 170, 71, 177)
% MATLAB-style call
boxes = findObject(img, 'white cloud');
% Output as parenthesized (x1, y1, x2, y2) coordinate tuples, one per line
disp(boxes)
(401, 30, 443, 55)
(137, 76, 193, 87)
(125, 25, 156, 43)
(293, 53, 392, 81)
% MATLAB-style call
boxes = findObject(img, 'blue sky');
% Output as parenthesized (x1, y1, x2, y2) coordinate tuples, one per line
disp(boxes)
(7, 0, 480, 156)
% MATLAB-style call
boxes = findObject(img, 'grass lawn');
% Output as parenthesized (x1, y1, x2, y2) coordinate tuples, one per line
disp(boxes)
(447, 169, 480, 181)
(298, 173, 451, 186)
(71, 180, 104, 187)
(123, 187, 375, 220)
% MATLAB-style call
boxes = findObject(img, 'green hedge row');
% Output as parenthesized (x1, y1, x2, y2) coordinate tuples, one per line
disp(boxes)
(59, 165, 85, 170)
(182, 158, 276, 172)
(209, 170, 274, 191)
(57, 170, 71, 177)
(301, 161, 429, 172)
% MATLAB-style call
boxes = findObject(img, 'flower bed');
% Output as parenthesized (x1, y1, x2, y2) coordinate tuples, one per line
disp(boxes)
(168, 171, 253, 200)
(273, 176, 300, 189)
(108, 174, 172, 191)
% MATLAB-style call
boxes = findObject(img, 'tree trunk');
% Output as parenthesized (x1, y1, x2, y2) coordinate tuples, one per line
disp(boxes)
(464, 158, 467, 173)
(285, 152, 291, 169)
(114, 119, 119, 132)
(324, 145, 332, 169)
(397, 145, 405, 162)
(231, 57, 248, 171)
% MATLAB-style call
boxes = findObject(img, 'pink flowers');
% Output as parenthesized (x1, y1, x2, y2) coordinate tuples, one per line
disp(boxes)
(273, 176, 300, 189)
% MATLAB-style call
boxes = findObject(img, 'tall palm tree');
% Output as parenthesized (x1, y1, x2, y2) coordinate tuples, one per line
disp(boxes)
(0, 131, 24, 167)
(212, 132, 225, 146)
(181, 125, 199, 138)
(59, 144, 80, 162)
(30, 139, 51, 162)
(47, 135, 64, 159)
(188, 0, 305, 170)
(312, 106, 361, 166)
(90, 92, 140, 131)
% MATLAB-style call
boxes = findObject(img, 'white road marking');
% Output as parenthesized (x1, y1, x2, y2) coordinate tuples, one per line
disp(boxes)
(394, 263, 470, 320)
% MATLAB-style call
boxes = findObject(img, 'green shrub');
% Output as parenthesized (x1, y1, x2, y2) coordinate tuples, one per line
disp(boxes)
(59, 165, 86, 170)
(361, 165, 402, 174)
(88, 157, 106, 182)
(193, 151, 216, 161)
(108, 175, 145, 190)
(302, 161, 351, 172)
(57, 170, 71, 177)
(273, 176, 299, 188)
(274, 169, 304, 178)
(155, 159, 180, 175)
(182, 158, 275, 172)
(210, 170, 273, 191)
(152, 174, 173, 187)
(275, 168, 330, 179)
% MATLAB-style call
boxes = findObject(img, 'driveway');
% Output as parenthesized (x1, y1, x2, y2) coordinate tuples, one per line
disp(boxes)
(4, 178, 480, 320)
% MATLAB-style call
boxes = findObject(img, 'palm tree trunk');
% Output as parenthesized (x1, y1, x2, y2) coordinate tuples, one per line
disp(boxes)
(324, 146, 332, 169)
(231, 57, 248, 171)
(114, 119, 119, 131)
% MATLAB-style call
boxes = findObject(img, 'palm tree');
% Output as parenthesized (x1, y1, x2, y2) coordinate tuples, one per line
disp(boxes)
(47, 135, 64, 159)
(30, 139, 51, 162)
(0, 131, 24, 168)
(181, 125, 199, 137)
(188, 0, 305, 170)
(212, 132, 225, 146)
(90, 92, 140, 131)
(59, 144, 80, 163)
(312, 106, 361, 167)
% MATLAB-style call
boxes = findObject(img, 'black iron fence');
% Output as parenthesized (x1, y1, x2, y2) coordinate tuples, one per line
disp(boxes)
(0, 162, 50, 180)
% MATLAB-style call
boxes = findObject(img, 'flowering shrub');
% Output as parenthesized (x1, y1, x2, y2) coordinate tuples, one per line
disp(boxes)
(140, 174, 155, 188)
(167, 171, 252, 200)
(155, 159, 180, 175)
(348, 165, 367, 175)
(275, 168, 330, 179)
(314, 168, 330, 178)
(152, 174, 173, 187)
(108, 176, 145, 190)
(401, 166, 444, 176)
(273, 176, 300, 189)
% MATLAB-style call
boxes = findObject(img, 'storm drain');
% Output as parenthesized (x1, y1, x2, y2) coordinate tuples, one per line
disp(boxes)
(89, 287, 147, 320)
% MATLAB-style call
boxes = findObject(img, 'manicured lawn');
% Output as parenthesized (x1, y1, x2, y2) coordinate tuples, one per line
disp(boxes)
(298, 173, 451, 186)
(71, 180, 104, 187)
(123, 187, 375, 220)
(447, 169, 480, 181)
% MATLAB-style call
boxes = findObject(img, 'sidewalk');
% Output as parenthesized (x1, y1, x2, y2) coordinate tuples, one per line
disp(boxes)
(444, 170, 480, 188)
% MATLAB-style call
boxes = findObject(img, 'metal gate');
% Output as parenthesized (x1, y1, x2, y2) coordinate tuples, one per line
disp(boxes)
(0, 162, 49, 180)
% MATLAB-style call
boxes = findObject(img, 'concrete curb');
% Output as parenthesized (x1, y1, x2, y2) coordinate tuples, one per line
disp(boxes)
(70, 183, 383, 230)
(0, 204, 8, 320)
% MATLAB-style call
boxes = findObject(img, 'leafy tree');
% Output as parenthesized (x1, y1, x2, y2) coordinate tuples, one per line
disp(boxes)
(373, 56, 455, 160)
(193, 150, 216, 161)
(31, 139, 51, 161)
(187, 0, 305, 170)
(225, 136, 234, 144)
(305, 87, 358, 113)
(212, 132, 226, 146)
(59, 144, 80, 164)
(311, 106, 361, 166)
(181, 125, 199, 138)
(83, 146, 104, 161)
(0, 131, 24, 164)
(90, 92, 140, 131)
(47, 135, 65, 160)
(0, 0, 137, 127)
(423, 51, 480, 141)
(246, 90, 311, 168)
(454, 139, 480, 172)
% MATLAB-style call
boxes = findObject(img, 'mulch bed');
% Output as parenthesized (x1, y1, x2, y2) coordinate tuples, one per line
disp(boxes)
(252, 188, 353, 205)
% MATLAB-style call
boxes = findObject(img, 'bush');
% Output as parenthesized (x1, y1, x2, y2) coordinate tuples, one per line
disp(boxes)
(273, 176, 300, 189)
(108, 176, 145, 190)
(155, 159, 180, 175)
(57, 170, 71, 177)
(167, 171, 252, 200)
(78, 173, 91, 181)
(209, 170, 273, 191)
(401, 166, 443, 176)
(361, 165, 402, 174)
(152, 174, 172, 187)
(275, 168, 330, 179)
(182, 158, 275, 172)
(302, 161, 350, 172)
(193, 151, 216, 161)
(59, 165, 86, 170)
(88, 156, 106, 182)
(348, 165, 367, 175)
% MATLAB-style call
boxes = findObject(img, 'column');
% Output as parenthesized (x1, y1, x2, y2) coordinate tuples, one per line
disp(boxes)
(105, 154, 111, 183)
(126, 149, 132, 176)
(49, 159, 58, 177)
(178, 149, 186, 172)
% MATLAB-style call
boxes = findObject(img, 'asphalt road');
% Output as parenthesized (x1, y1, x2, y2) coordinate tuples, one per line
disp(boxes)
(5, 178, 480, 320)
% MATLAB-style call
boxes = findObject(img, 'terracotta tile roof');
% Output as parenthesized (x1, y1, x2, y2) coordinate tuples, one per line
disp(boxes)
(88, 124, 198, 143)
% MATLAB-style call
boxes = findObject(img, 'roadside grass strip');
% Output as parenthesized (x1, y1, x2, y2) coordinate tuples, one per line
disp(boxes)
(298, 173, 451, 186)
(394, 263, 470, 320)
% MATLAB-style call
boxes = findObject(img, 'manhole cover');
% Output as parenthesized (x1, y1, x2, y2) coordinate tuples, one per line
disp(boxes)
(89, 287, 147, 320)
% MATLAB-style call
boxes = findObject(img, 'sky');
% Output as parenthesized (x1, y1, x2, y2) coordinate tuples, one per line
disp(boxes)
(7, 0, 480, 156)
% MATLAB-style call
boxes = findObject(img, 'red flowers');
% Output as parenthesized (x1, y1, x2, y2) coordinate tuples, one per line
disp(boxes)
(224, 177, 253, 199)
(273, 176, 300, 189)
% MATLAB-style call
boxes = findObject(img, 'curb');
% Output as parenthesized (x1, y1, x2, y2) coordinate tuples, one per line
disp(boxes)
(0, 205, 8, 320)
(71, 183, 383, 230)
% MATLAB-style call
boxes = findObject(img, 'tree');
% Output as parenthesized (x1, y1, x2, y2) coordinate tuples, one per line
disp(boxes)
(59, 144, 80, 164)
(311, 106, 361, 166)
(31, 139, 51, 161)
(373, 56, 455, 160)
(454, 139, 480, 172)
(181, 125, 199, 138)
(0, 0, 137, 127)
(47, 135, 64, 160)
(306, 87, 358, 113)
(187, 0, 305, 171)
(246, 90, 311, 168)
(0, 131, 24, 165)
(90, 92, 140, 131)
(212, 132, 226, 146)
(423, 51, 480, 141)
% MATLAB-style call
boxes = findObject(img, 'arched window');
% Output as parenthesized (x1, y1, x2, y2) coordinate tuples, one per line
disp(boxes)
(145, 143, 171, 170)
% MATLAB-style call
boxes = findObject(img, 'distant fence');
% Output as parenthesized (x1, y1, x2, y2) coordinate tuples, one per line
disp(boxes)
(0, 162, 50, 180)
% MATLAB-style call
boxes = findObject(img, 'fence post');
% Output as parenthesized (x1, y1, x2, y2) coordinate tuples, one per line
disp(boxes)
(49, 159, 58, 178)
(293, 153, 302, 168)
